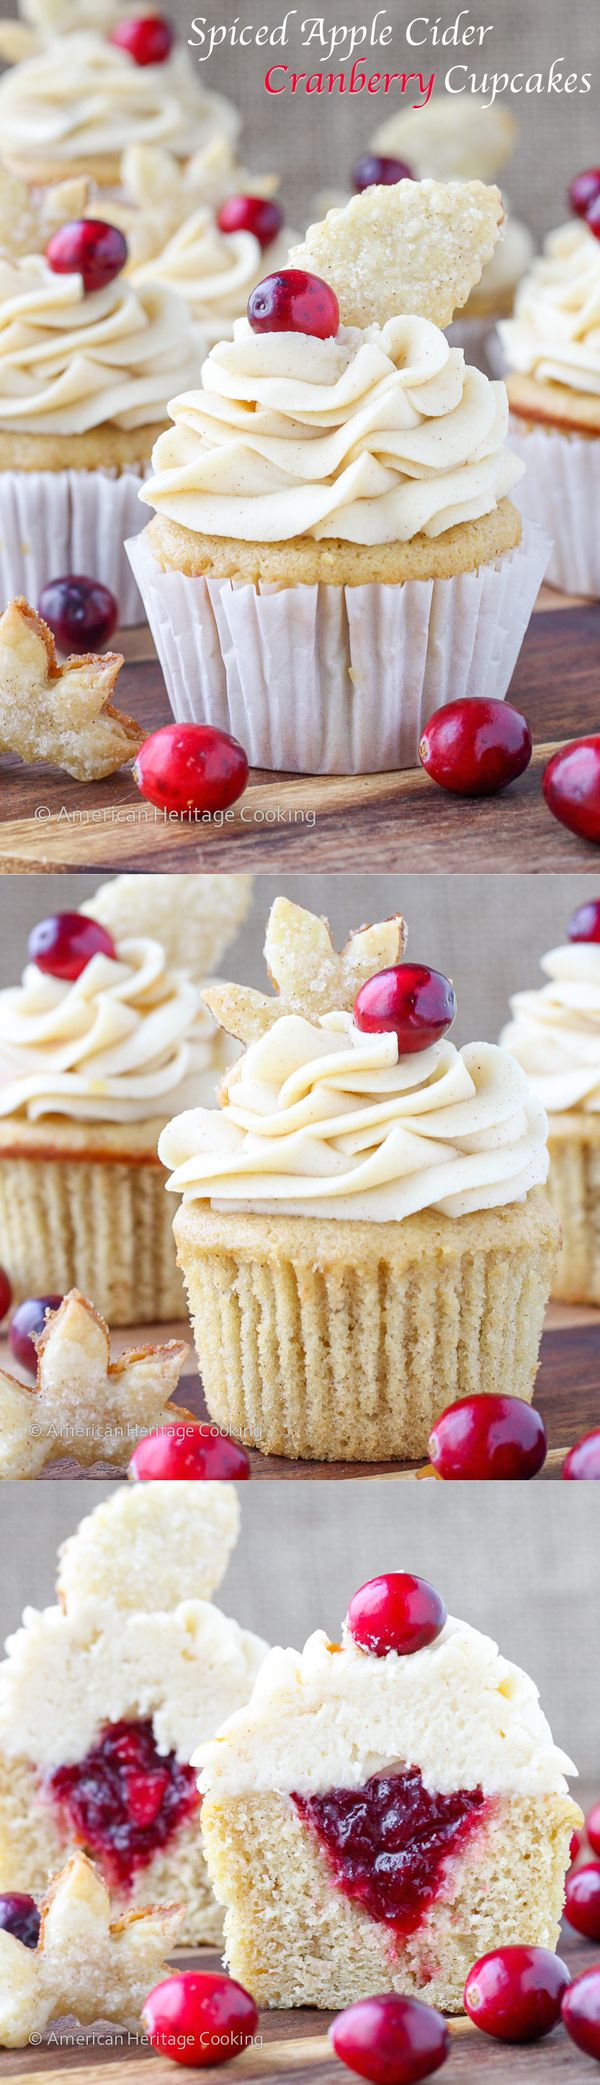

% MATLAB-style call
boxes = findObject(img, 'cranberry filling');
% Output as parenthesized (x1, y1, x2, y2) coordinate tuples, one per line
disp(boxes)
(44, 1719, 199, 1888)
(292, 1767, 489, 1936)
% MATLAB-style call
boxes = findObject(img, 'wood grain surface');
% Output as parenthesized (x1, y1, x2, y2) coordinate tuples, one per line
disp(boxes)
(1, 594, 598, 874)
(0, 1914, 595, 2082)
(2, 1303, 595, 1482)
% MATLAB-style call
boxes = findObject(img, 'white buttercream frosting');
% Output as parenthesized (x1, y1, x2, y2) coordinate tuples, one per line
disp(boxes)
(131, 209, 292, 349)
(0, 31, 239, 167)
(500, 221, 600, 398)
(158, 1013, 549, 1222)
(140, 314, 523, 545)
(196, 1617, 575, 1798)
(501, 943, 600, 1114)
(0, 1596, 268, 1767)
(0, 255, 203, 435)
(0, 935, 234, 1125)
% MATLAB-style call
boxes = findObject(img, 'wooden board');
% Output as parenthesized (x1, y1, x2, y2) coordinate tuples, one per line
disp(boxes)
(0, 1918, 594, 2082)
(1, 595, 599, 874)
(3, 1303, 596, 1482)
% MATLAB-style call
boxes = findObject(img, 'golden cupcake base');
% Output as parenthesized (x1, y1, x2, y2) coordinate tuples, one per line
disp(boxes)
(0, 1117, 184, 1326)
(548, 1115, 600, 1304)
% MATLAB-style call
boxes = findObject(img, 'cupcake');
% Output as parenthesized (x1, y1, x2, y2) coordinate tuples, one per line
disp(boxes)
(0, 1485, 267, 1941)
(0, 235, 204, 623)
(499, 205, 600, 597)
(198, 1573, 581, 2009)
(501, 924, 600, 1303)
(0, 27, 239, 188)
(0, 873, 251, 1325)
(158, 897, 558, 1463)
(129, 179, 549, 776)
(128, 193, 295, 351)
(96, 140, 283, 272)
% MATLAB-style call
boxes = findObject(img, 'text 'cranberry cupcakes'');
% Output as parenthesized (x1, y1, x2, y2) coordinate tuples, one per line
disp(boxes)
(159, 897, 559, 1463)
(130, 179, 550, 775)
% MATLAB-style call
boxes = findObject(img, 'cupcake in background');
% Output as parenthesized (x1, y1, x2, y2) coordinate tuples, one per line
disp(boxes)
(0, 202, 204, 620)
(0, 0, 163, 60)
(500, 902, 600, 1304)
(159, 896, 558, 1464)
(0, 874, 251, 1325)
(499, 172, 600, 597)
(125, 162, 296, 350)
(94, 141, 283, 272)
(129, 179, 549, 776)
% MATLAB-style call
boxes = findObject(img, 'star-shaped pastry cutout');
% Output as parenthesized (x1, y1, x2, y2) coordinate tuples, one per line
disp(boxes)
(291, 177, 504, 330)
(203, 896, 407, 1045)
(0, 164, 90, 259)
(0, 599, 144, 782)
(0, 1852, 183, 2047)
(0, 1290, 194, 1477)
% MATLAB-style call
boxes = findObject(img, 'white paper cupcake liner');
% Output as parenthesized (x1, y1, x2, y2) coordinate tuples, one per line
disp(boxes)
(508, 424, 600, 598)
(126, 519, 550, 775)
(0, 465, 150, 626)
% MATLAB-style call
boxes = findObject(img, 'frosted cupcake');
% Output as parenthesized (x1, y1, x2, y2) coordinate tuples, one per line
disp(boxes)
(198, 1575, 580, 2010)
(96, 141, 283, 272)
(129, 197, 294, 351)
(0, 27, 239, 188)
(158, 897, 558, 1463)
(0, 236, 204, 621)
(499, 199, 600, 596)
(501, 920, 600, 1303)
(130, 179, 549, 775)
(0, 874, 250, 1325)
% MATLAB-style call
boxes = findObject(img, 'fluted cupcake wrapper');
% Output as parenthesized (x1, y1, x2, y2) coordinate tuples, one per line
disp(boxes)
(0, 467, 150, 627)
(508, 425, 600, 598)
(0, 1150, 185, 1326)
(126, 521, 550, 776)
(173, 1195, 558, 1462)
(548, 1132, 600, 1305)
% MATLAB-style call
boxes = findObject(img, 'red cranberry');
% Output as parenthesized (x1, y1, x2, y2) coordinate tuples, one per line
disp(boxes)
(330, 1993, 448, 2085)
(570, 1828, 584, 1864)
(543, 737, 600, 845)
(565, 1863, 600, 1940)
(8, 1296, 63, 1375)
(47, 1719, 199, 1888)
(567, 898, 600, 942)
(27, 912, 116, 980)
(563, 1968, 600, 2061)
(353, 153, 414, 192)
(133, 724, 248, 819)
(39, 574, 118, 655)
(346, 1574, 446, 1659)
(142, 1970, 259, 2068)
(586, 196, 600, 242)
(129, 1426, 251, 1482)
(428, 1395, 547, 1482)
(45, 219, 127, 293)
(248, 268, 339, 338)
(419, 699, 532, 798)
(464, 1947, 570, 2043)
(294, 1768, 487, 1935)
(110, 13, 174, 64)
(354, 965, 456, 1055)
(586, 1803, 600, 1855)
(569, 168, 600, 216)
(0, 1267, 12, 1322)
(217, 195, 284, 249)
(0, 1893, 40, 1951)
(562, 1427, 600, 1480)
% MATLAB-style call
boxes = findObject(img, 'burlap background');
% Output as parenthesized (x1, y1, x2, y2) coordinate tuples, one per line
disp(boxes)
(0, 1480, 597, 1775)
(2, 870, 597, 1048)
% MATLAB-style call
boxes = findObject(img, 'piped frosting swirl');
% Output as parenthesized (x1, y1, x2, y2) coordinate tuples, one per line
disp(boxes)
(0, 30, 239, 167)
(0, 255, 203, 434)
(500, 221, 600, 398)
(501, 943, 600, 1114)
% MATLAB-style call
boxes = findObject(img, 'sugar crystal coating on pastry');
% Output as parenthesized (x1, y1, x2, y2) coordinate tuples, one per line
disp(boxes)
(0, 1290, 193, 1479)
(290, 178, 504, 330)
(0, 1487, 267, 1940)
(197, 1590, 580, 2011)
(0, 599, 142, 782)
(81, 873, 253, 983)
(0, 1851, 182, 2047)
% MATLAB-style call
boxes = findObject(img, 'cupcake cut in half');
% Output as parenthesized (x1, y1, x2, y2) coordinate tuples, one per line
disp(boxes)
(0, 1484, 268, 1941)
(501, 932, 600, 1302)
(159, 896, 559, 1463)
(0, 874, 251, 1324)
(500, 209, 600, 597)
(130, 177, 550, 775)
(197, 1575, 581, 2011)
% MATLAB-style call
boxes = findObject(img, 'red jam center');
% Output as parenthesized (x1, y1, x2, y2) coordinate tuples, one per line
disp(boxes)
(45, 1720, 200, 1888)
(292, 1767, 489, 1936)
